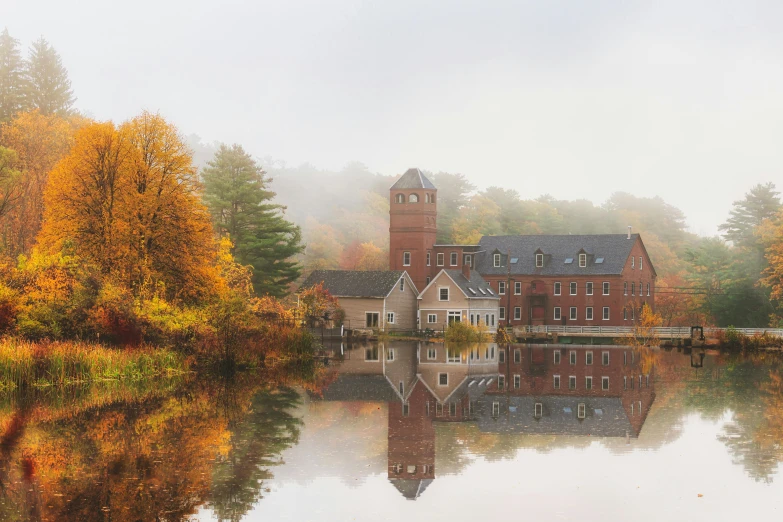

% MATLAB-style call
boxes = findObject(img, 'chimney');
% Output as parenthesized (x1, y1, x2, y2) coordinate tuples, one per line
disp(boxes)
(627, 226, 632, 239)
(462, 260, 471, 281)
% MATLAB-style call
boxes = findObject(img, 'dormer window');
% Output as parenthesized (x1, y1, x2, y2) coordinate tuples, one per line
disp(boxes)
(409, 193, 419, 203)
(493, 254, 501, 267)
(536, 253, 543, 267)
(579, 253, 587, 267)
(395, 193, 405, 203)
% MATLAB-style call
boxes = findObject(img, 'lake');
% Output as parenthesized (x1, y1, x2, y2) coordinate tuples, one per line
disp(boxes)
(1, 342, 781, 521)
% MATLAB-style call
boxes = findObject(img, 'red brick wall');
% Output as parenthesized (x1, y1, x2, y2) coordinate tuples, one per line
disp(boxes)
(388, 382, 436, 479)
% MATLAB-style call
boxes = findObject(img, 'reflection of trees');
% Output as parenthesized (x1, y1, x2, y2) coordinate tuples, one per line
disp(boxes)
(209, 387, 303, 522)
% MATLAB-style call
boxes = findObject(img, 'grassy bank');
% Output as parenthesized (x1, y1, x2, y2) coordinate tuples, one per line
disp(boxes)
(0, 338, 189, 390)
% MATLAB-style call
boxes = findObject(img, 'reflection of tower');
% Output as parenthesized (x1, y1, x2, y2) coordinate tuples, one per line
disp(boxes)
(387, 380, 435, 500)
(389, 168, 437, 292)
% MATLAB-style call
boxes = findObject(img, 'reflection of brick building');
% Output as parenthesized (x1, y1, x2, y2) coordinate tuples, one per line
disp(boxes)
(388, 380, 435, 500)
(389, 168, 657, 327)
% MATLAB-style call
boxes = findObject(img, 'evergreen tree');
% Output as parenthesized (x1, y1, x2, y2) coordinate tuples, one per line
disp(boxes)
(0, 28, 27, 122)
(24, 37, 75, 116)
(203, 144, 303, 297)
(719, 182, 781, 250)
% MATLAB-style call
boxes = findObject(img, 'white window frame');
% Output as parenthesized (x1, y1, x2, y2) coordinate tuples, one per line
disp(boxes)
(647, 282, 650, 296)
(639, 256, 642, 270)
(632, 257, 635, 269)
(499, 307, 506, 320)
(570, 282, 577, 295)
(578, 403, 586, 419)
(569, 307, 577, 321)
(426, 251, 431, 266)
(493, 254, 501, 267)
(497, 375, 505, 390)
(514, 374, 521, 389)
(553, 374, 561, 389)
(553, 307, 561, 321)
(492, 402, 500, 417)
(498, 281, 506, 295)
(514, 349, 521, 363)
(464, 254, 472, 267)
(387, 312, 395, 324)
(427, 347, 436, 359)
(624, 281, 628, 295)
(579, 253, 587, 267)
(569, 375, 577, 390)
(403, 251, 411, 266)
(534, 402, 543, 418)
(536, 253, 543, 267)
(603, 307, 610, 321)
(438, 373, 448, 386)
(602, 351, 610, 365)
(395, 193, 405, 203)
(554, 351, 561, 364)
(427, 313, 437, 324)
(437, 253, 444, 266)
(554, 282, 561, 296)
(586, 307, 593, 321)
(449, 402, 457, 417)
(585, 376, 593, 390)
(569, 350, 577, 365)
(586, 351, 593, 365)
(365, 312, 380, 328)
(586, 282, 593, 295)
(499, 350, 506, 363)
(514, 281, 522, 295)
(603, 282, 610, 295)
(450, 252, 458, 266)
(439, 287, 449, 301)
(513, 307, 521, 320)
(602, 377, 609, 390)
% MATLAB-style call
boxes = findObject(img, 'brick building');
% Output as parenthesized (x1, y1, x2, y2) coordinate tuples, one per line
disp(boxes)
(389, 168, 657, 327)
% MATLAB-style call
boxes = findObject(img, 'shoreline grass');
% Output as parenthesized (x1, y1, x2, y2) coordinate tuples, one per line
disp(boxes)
(0, 338, 189, 390)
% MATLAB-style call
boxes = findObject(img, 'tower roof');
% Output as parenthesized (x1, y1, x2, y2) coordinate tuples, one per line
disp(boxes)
(390, 168, 437, 190)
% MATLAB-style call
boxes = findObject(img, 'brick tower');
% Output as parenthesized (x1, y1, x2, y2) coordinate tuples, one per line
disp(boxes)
(389, 168, 437, 292)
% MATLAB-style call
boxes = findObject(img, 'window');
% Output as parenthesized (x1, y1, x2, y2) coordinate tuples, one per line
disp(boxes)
(366, 312, 379, 328)
(399, 278, 405, 292)
(438, 373, 448, 386)
(631, 307, 635, 321)
(448, 311, 461, 324)
(553, 375, 561, 389)
(425, 193, 434, 203)
(603, 307, 610, 321)
(514, 349, 521, 363)
(586, 307, 593, 321)
(554, 282, 561, 295)
(365, 347, 379, 360)
(647, 282, 651, 296)
(570, 282, 577, 295)
(498, 375, 505, 389)
(437, 253, 444, 266)
(464, 254, 472, 267)
(439, 288, 449, 301)
(403, 251, 411, 266)
(514, 375, 521, 389)
(449, 402, 457, 416)
(602, 377, 609, 390)
(586, 282, 593, 295)
(569, 376, 576, 390)
(493, 254, 501, 267)
(569, 351, 576, 365)
(585, 376, 593, 390)
(534, 402, 543, 418)
(499, 307, 506, 320)
(631, 282, 635, 296)
(427, 347, 436, 359)
(499, 350, 506, 363)
(427, 313, 437, 324)
(514, 281, 522, 295)
(554, 351, 561, 364)
(603, 282, 610, 295)
(492, 402, 500, 417)
(403, 402, 409, 416)
(450, 252, 458, 266)
(632, 257, 635, 269)
(586, 351, 593, 365)
(397, 379, 403, 393)
(623, 308, 628, 321)
(395, 193, 405, 203)
(426, 276, 431, 285)
(579, 253, 587, 267)
(554, 307, 561, 321)
(536, 253, 544, 267)
(639, 256, 643, 270)
(514, 307, 521, 321)
(426, 252, 431, 266)
(602, 352, 610, 365)
(387, 312, 395, 324)
(409, 193, 419, 203)
(624, 282, 628, 295)
(498, 281, 506, 294)
(577, 403, 586, 419)
(569, 307, 577, 320)
(436, 403, 443, 416)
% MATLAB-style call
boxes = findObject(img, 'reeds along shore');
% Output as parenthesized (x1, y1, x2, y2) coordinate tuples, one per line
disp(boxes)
(0, 339, 187, 390)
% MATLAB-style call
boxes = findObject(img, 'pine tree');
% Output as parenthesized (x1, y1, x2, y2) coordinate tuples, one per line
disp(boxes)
(202, 144, 303, 297)
(0, 28, 27, 122)
(719, 182, 781, 250)
(24, 37, 75, 116)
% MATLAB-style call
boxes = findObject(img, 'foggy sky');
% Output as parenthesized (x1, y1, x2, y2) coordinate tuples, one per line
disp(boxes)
(6, 0, 783, 235)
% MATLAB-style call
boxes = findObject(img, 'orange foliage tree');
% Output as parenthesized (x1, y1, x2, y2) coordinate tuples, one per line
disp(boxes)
(338, 240, 387, 270)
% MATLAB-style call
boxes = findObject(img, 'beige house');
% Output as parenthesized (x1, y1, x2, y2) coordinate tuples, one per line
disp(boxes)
(418, 268, 501, 333)
(299, 270, 418, 331)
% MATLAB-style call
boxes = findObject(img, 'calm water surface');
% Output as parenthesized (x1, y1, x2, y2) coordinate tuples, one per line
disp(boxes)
(1, 342, 782, 521)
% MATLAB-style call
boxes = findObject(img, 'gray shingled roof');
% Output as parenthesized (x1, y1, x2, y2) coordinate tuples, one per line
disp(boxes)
(389, 479, 433, 500)
(300, 270, 406, 298)
(441, 269, 500, 300)
(474, 395, 634, 437)
(390, 168, 437, 190)
(476, 234, 641, 276)
(312, 374, 399, 402)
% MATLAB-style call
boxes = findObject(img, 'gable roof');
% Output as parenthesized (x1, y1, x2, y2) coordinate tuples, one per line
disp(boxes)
(476, 234, 643, 276)
(390, 168, 437, 190)
(311, 374, 400, 402)
(300, 270, 410, 298)
(419, 269, 500, 300)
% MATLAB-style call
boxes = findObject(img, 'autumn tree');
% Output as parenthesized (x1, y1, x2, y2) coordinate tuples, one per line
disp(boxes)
(0, 29, 27, 122)
(428, 171, 475, 243)
(338, 240, 387, 270)
(38, 112, 218, 301)
(0, 146, 21, 219)
(202, 144, 303, 297)
(24, 37, 75, 116)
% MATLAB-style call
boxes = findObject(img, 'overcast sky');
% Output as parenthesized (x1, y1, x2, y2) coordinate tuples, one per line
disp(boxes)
(6, 0, 783, 235)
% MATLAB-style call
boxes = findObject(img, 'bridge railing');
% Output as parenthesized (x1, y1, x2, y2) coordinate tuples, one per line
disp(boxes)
(518, 325, 783, 338)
